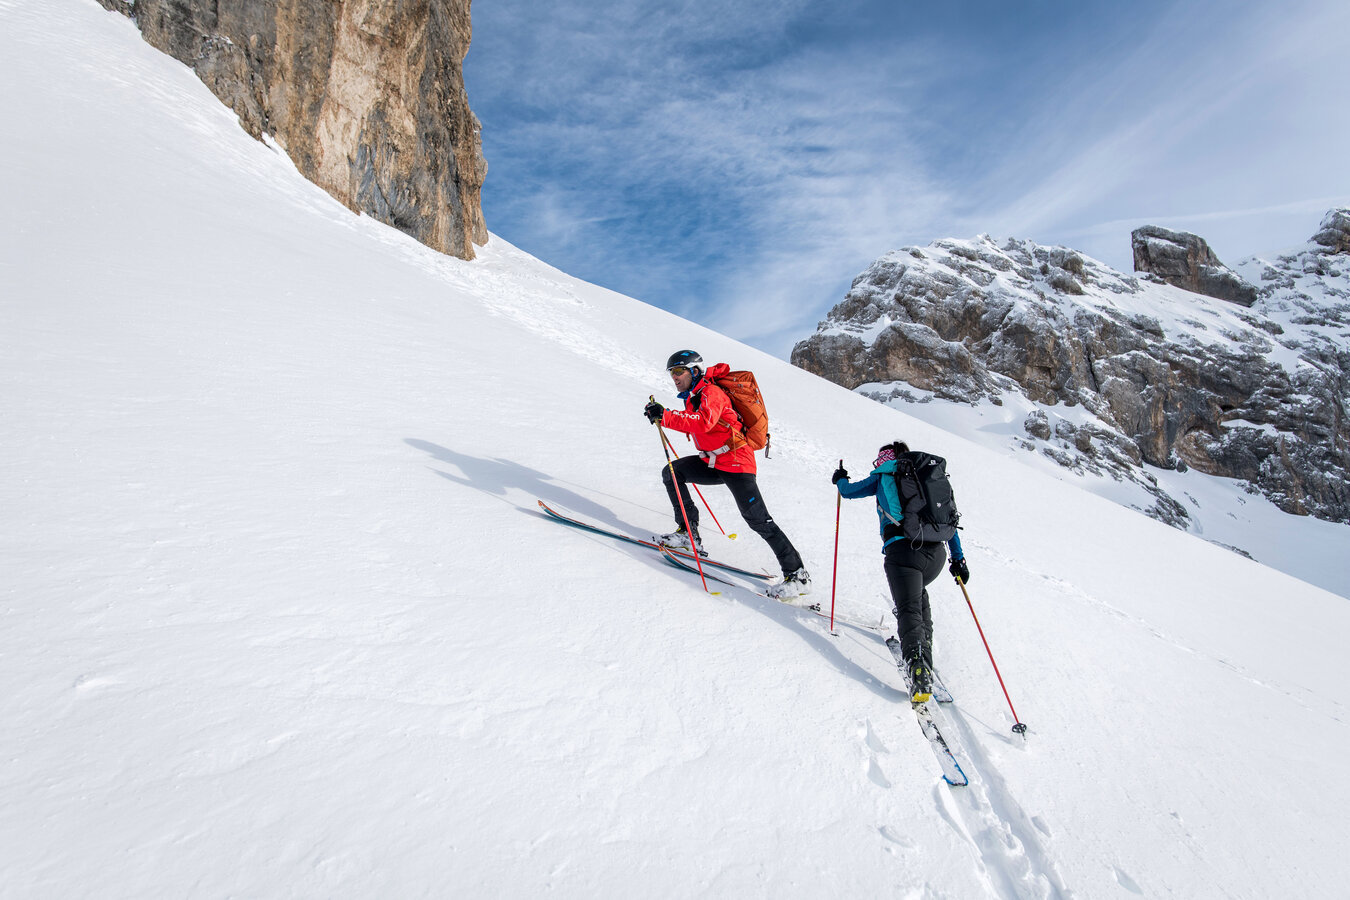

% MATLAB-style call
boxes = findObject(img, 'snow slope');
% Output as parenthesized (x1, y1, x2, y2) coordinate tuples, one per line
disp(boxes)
(3, 3, 1348, 897)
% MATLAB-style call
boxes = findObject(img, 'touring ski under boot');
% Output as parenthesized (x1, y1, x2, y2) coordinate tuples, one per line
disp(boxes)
(654, 526, 706, 557)
(766, 567, 812, 604)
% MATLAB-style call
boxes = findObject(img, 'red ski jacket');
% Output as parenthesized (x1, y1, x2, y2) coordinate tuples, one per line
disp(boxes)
(660, 366, 756, 474)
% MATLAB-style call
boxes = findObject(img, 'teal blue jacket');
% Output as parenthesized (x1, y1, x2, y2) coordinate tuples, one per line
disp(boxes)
(837, 460, 964, 558)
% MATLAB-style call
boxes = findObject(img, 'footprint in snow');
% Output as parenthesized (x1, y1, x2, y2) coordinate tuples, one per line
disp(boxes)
(1113, 866, 1144, 894)
(861, 718, 888, 753)
(878, 825, 915, 847)
(865, 756, 892, 789)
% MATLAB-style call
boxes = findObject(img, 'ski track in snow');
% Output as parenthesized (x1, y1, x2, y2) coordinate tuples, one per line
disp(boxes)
(854, 655, 1072, 898)
(676, 557, 1076, 896)
(934, 702, 1076, 900)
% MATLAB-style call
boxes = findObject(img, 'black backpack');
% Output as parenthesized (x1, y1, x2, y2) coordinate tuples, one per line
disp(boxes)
(891, 451, 961, 543)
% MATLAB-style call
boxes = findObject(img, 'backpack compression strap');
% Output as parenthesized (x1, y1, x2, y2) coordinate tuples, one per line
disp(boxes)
(698, 380, 746, 463)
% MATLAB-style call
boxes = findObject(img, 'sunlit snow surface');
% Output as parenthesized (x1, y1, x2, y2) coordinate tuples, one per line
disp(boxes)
(3, 2, 1348, 898)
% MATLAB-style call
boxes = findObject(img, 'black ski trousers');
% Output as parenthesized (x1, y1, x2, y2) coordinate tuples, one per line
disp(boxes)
(884, 539, 947, 666)
(661, 455, 804, 576)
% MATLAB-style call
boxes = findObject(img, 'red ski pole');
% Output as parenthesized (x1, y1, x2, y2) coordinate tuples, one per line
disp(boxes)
(829, 459, 842, 635)
(659, 427, 733, 539)
(956, 577, 1027, 735)
(653, 402, 710, 593)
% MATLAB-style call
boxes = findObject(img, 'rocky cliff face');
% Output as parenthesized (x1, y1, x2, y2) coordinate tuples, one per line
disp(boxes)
(792, 209, 1350, 527)
(1131, 225, 1257, 306)
(100, 0, 487, 260)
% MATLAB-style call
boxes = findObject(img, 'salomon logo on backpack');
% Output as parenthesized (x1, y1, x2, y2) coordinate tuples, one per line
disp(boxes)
(893, 451, 960, 543)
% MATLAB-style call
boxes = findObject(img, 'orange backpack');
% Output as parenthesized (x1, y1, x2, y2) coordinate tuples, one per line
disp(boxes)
(710, 367, 771, 455)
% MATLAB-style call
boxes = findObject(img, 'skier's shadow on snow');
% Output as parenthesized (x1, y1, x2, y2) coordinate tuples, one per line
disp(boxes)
(755, 609, 906, 702)
(407, 439, 898, 697)
(405, 439, 617, 523)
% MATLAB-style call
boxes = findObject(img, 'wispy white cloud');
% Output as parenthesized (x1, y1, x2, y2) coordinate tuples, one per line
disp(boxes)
(971, 0, 1350, 268)
(472, 7, 961, 354)
(468, 0, 1350, 358)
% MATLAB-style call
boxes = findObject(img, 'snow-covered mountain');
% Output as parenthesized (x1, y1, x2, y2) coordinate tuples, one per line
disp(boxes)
(792, 220, 1350, 599)
(4, 2, 1349, 897)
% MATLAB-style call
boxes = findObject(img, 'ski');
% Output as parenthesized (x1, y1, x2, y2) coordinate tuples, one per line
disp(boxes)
(930, 670, 954, 705)
(912, 700, 968, 786)
(537, 499, 772, 581)
(886, 636, 953, 703)
(884, 639, 965, 783)
(659, 547, 887, 634)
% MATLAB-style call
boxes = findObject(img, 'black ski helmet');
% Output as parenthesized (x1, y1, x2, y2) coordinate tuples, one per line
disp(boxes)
(666, 349, 703, 377)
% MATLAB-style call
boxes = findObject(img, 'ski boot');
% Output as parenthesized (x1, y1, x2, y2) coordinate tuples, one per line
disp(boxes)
(906, 656, 933, 704)
(654, 526, 705, 557)
(766, 567, 812, 604)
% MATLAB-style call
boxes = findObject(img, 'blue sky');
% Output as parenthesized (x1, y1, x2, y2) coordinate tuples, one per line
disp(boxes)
(464, 0, 1350, 358)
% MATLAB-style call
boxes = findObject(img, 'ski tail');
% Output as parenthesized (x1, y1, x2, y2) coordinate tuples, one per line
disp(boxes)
(913, 701, 968, 786)
(537, 500, 772, 580)
(930, 671, 954, 704)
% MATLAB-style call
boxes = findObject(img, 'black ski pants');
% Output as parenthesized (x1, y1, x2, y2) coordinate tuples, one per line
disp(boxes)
(661, 455, 804, 576)
(884, 539, 947, 666)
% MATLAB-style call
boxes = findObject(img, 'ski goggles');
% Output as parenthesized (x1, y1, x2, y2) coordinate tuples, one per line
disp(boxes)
(668, 365, 692, 377)
(873, 447, 897, 468)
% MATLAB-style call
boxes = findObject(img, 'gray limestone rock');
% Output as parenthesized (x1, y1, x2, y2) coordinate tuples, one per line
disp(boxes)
(1131, 225, 1258, 306)
(792, 214, 1350, 526)
(1312, 208, 1350, 255)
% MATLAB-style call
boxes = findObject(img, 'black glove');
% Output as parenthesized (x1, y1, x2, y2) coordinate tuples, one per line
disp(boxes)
(831, 466, 849, 485)
(643, 400, 665, 424)
(949, 557, 970, 584)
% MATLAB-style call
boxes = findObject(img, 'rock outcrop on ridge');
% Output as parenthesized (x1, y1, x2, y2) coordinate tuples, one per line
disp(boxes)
(1131, 225, 1258, 307)
(98, 0, 487, 260)
(791, 209, 1350, 527)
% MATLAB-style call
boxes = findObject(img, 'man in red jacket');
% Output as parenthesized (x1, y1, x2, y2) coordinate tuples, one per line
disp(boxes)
(644, 350, 810, 601)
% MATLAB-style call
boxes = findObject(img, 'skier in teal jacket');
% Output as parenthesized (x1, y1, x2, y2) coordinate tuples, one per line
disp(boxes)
(834, 442, 968, 701)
